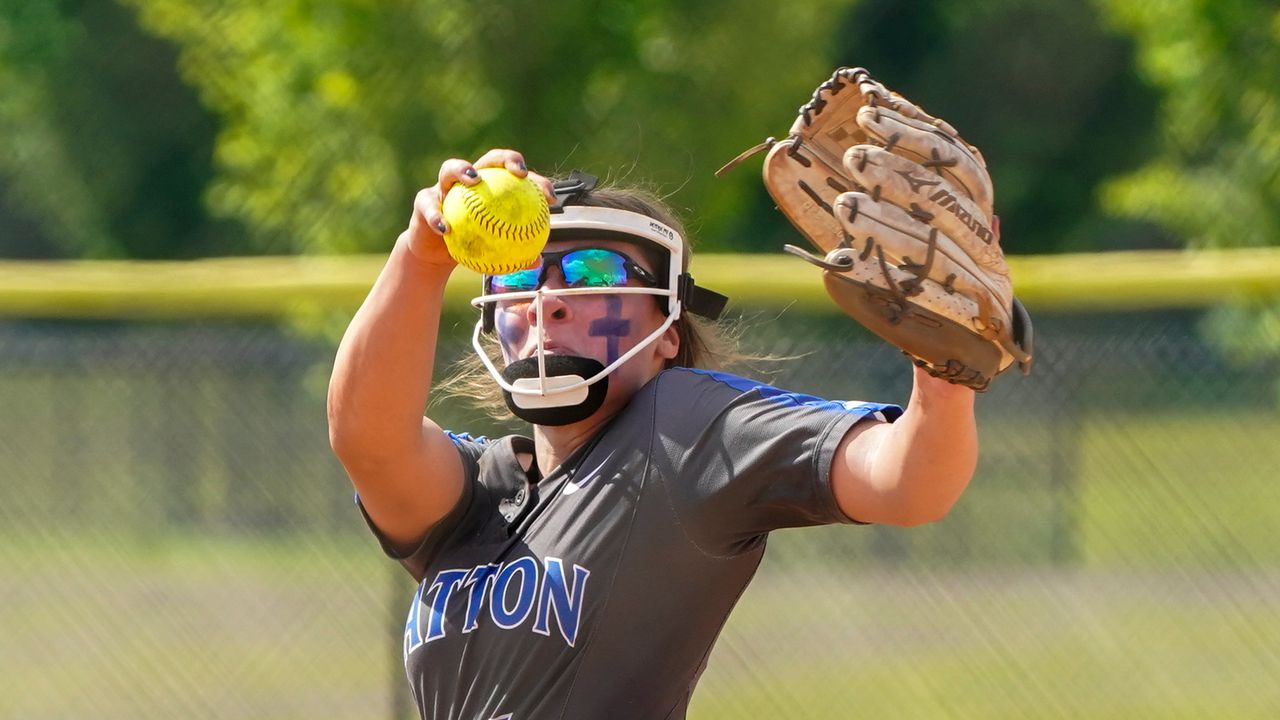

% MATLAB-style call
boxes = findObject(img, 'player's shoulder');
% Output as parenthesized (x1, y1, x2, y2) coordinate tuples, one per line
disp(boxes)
(653, 366, 831, 404)
(441, 430, 532, 473)
(653, 366, 771, 395)
(442, 429, 496, 463)
(651, 367, 902, 420)
(441, 430, 534, 515)
(646, 367, 758, 409)
(443, 430, 496, 447)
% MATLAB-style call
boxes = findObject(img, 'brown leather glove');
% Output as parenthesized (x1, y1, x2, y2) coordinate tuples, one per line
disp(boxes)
(722, 67, 1033, 390)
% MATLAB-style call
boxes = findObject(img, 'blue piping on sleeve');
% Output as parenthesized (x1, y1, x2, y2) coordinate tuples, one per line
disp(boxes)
(444, 431, 491, 446)
(680, 368, 904, 422)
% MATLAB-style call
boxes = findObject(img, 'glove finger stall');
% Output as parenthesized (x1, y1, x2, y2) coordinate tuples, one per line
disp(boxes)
(854, 104, 993, 217)
(786, 70, 874, 178)
(760, 139, 854, 253)
(844, 146, 1006, 276)
(835, 192, 1015, 332)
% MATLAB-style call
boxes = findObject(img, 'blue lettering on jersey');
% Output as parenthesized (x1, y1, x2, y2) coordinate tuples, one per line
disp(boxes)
(403, 556, 591, 660)
(403, 582, 427, 662)
(425, 569, 470, 641)
(462, 564, 501, 633)
(491, 557, 538, 628)
(533, 557, 591, 646)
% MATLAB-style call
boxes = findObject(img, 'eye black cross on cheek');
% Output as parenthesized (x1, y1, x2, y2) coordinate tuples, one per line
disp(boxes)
(588, 296, 631, 365)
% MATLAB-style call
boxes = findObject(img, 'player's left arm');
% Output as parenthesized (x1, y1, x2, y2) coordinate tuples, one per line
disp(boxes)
(830, 365, 978, 526)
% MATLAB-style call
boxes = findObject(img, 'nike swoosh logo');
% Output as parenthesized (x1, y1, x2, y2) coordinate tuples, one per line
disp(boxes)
(563, 463, 606, 496)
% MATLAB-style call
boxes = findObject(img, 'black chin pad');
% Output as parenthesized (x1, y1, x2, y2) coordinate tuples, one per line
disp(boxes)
(500, 356, 608, 426)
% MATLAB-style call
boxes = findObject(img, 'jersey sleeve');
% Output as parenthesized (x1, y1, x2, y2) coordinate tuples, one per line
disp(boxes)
(652, 369, 903, 556)
(355, 431, 490, 581)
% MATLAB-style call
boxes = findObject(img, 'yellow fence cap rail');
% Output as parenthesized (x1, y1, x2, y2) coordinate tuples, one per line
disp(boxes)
(2, 248, 1280, 320)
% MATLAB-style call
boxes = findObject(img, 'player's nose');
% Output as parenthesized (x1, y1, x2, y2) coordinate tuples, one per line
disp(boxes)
(527, 274, 571, 325)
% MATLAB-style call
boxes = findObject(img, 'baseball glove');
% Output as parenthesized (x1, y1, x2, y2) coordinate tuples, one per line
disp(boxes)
(719, 67, 1033, 390)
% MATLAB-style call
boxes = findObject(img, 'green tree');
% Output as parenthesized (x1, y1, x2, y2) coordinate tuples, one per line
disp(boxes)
(1096, 0, 1280, 251)
(1095, 0, 1280, 364)
(1, 1, 109, 257)
(801, 0, 1165, 257)
(119, 0, 857, 255)
(0, 0, 230, 258)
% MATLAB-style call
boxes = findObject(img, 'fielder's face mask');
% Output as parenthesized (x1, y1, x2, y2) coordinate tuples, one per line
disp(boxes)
(470, 171, 729, 426)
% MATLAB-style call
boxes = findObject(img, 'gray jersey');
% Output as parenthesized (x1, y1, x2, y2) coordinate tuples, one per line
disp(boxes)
(361, 368, 901, 720)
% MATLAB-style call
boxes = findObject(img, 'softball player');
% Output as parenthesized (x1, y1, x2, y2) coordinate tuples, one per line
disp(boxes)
(328, 148, 980, 719)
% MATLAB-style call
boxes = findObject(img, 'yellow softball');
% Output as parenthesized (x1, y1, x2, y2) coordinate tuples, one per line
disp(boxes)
(441, 167, 551, 274)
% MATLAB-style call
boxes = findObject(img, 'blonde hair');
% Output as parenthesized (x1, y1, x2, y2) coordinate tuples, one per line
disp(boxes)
(434, 181, 752, 420)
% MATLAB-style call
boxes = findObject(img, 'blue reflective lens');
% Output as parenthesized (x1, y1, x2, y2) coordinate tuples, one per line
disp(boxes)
(561, 249, 627, 287)
(489, 264, 543, 293)
(488, 248, 649, 294)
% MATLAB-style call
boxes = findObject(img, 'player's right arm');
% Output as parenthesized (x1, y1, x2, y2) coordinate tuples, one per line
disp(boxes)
(327, 150, 551, 551)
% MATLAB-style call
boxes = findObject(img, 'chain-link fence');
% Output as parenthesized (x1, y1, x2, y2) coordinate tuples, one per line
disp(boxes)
(2, 309, 1278, 719)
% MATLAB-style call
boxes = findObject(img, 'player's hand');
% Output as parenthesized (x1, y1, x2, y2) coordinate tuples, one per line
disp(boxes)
(405, 149, 556, 268)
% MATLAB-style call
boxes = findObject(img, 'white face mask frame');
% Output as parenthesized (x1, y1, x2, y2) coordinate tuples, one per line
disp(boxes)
(469, 206, 685, 409)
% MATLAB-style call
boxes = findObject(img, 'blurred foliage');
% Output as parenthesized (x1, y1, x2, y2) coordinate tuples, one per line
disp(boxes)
(0, 0, 232, 259)
(114, 0, 854, 255)
(0, 1, 107, 257)
(810, 0, 1167, 256)
(1095, 0, 1280, 252)
(0, 1, 1273, 261)
(1093, 0, 1280, 365)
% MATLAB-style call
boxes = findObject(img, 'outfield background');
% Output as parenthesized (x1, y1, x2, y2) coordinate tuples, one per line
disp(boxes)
(2, 250, 1278, 719)
(4, 1, 1280, 716)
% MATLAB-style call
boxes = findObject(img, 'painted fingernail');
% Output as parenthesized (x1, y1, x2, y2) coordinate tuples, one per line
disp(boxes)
(464, 168, 478, 179)
(517, 160, 527, 171)
(434, 220, 447, 234)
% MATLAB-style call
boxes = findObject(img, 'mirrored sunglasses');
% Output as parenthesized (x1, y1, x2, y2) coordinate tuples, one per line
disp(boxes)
(487, 247, 659, 293)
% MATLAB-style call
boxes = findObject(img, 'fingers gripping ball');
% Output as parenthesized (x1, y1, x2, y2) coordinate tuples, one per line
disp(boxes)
(442, 168, 550, 274)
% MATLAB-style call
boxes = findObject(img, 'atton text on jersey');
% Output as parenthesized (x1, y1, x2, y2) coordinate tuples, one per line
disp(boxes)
(403, 556, 591, 661)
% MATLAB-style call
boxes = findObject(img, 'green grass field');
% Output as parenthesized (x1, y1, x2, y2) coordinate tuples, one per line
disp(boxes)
(696, 564, 1280, 720)
(3, 532, 1277, 719)
(0, 532, 403, 720)
(4, 360, 1279, 718)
